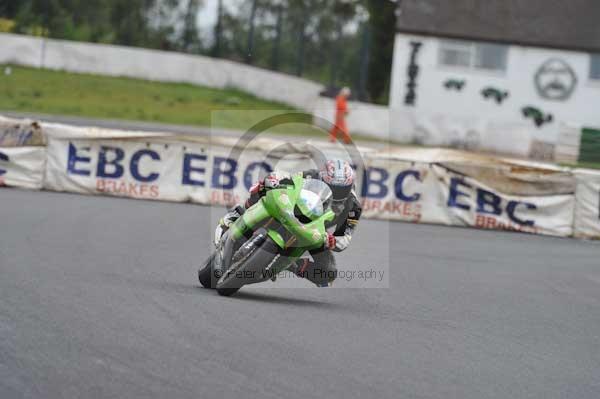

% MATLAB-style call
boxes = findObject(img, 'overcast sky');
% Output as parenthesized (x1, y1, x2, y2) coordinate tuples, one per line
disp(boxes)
(196, 0, 236, 42)
(197, 0, 219, 27)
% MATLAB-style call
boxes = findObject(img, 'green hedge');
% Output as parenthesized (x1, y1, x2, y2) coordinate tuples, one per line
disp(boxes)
(580, 128, 600, 163)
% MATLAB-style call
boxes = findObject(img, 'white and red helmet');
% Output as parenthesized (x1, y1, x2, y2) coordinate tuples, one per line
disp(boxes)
(319, 159, 355, 204)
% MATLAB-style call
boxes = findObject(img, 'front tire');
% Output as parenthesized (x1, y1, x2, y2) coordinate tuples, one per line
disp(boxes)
(216, 287, 240, 296)
(216, 232, 278, 296)
(199, 251, 240, 296)
(198, 252, 219, 288)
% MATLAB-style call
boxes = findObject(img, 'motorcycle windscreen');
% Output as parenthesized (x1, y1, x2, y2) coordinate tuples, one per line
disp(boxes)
(297, 179, 333, 220)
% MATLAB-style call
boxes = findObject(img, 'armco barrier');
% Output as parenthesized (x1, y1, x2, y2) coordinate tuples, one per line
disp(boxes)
(1, 114, 599, 239)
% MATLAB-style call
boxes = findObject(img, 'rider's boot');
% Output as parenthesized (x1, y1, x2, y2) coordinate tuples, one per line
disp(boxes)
(289, 258, 332, 287)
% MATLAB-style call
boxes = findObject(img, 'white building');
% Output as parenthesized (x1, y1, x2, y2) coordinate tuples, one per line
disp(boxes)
(389, 0, 600, 161)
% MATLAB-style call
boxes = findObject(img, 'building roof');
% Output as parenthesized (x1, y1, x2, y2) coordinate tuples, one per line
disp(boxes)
(396, 0, 600, 53)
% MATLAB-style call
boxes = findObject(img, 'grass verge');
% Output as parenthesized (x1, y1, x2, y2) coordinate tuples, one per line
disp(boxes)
(0, 65, 333, 138)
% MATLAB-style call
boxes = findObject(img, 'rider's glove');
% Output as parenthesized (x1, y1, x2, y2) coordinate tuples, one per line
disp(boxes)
(249, 180, 264, 195)
(325, 232, 336, 250)
(214, 224, 225, 247)
(214, 207, 243, 247)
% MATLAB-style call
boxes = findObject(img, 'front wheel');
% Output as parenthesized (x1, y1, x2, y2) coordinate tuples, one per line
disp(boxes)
(216, 287, 240, 297)
(200, 255, 239, 296)
(216, 232, 278, 296)
(198, 251, 221, 289)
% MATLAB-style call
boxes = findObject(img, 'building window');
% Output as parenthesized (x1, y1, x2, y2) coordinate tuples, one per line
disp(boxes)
(590, 54, 600, 80)
(474, 43, 508, 71)
(439, 40, 508, 72)
(439, 41, 471, 68)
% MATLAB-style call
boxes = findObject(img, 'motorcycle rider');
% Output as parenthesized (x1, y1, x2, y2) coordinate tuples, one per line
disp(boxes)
(214, 159, 361, 287)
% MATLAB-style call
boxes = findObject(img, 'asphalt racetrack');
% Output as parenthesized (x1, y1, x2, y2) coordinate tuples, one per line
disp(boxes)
(1, 188, 600, 399)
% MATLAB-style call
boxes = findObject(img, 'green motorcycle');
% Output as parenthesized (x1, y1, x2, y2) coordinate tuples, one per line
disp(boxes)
(198, 175, 335, 296)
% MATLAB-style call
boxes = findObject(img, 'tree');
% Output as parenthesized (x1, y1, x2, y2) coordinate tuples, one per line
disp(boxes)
(182, 0, 201, 52)
(294, 0, 307, 76)
(356, 22, 370, 101)
(110, 0, 154, 47)
(365, 0, 397, 103)
(9, 0, 179, 47)
(212, 0, 223, 57)
(245, 0, 258, 64)
(324, 0, 360, 86)
(270, 1, 284, 70)
(0, 0, 24, 18)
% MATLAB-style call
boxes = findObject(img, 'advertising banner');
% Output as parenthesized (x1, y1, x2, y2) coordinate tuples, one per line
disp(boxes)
(45, 137, 275, 206)
(431, 165, 574, 237)
(360, 157, 445, 224)
(574, 169, 600, 239)
(360, 154, 575, 237)
(39, 124, 580, 239)
(0, 146, 46, 189)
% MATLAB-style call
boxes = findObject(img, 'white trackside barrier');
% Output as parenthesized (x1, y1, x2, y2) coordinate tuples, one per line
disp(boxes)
(360, 150, 576, 237)
(574, 169, 600, 239)
(0, 33, 323, 112)
(45, 136, 271, 206)
(0, 146, 46, 190)
(0, 117, 46, 146)
(1, 114, 600, 239)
